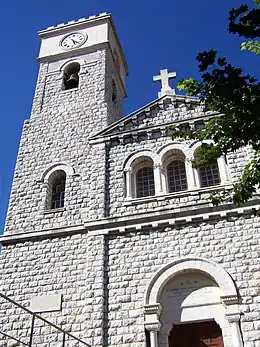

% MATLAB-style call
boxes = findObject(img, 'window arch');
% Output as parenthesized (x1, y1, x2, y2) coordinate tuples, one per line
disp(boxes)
(162, 149, 187, 193)
(46, 170, 66, 209)
(132, 156, 155, 198)
(62, 62, 80, 90)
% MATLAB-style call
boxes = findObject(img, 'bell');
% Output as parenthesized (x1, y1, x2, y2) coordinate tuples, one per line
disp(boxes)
(65, 73, 79, 89)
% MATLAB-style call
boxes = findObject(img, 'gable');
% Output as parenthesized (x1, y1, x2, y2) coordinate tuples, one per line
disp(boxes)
(90, 94, 219, 143)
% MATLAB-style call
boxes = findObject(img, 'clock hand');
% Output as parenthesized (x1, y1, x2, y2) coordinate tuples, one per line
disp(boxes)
(71, 38, 80, 44)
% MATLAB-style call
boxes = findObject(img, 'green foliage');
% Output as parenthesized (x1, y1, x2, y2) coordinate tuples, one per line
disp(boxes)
(241, 40, 260, 54)
(175, 0, 260, 205)
(191, 144, 222, 168)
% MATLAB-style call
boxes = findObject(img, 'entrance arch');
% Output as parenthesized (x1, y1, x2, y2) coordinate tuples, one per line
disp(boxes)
(144, 257, 243, 347)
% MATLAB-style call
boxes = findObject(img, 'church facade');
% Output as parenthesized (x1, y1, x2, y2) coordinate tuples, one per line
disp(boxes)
(0, 13, 260, 347)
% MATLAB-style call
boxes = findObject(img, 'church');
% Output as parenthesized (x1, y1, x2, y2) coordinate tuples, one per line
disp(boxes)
(0, 12, 259, 347)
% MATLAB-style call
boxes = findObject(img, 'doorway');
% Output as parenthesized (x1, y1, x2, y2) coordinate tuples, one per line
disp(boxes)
(168, 320, 224, 347)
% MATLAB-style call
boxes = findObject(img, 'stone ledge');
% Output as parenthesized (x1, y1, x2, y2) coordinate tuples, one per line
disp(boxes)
(43, 207, 65, 214)
(123, 184, 233, 206)
(85, 202, 260, 235)
(1, 200, 259, 244)
(0, 225, 86, 245)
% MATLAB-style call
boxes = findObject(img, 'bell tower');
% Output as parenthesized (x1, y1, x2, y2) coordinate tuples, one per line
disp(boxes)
(3, 13, 128, 235)
(32, 13, 128, 125)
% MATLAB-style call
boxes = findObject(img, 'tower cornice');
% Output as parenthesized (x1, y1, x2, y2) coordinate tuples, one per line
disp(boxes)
(38, 13, 128, 76)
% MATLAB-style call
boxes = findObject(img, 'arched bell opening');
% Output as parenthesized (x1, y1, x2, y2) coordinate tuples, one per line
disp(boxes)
(62, 62, 80, 90)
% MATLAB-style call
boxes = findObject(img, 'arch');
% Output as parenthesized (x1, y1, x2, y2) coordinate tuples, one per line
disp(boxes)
(157, 142, 192, 161)
(123, 150, 158, 171)
(40, 163, 75, 182)
(145, 257, 238, 305)
(59, 58, 85, 72)
(188, 139, 213, 154)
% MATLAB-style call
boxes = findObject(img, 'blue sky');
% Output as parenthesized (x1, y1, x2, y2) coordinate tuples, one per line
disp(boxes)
(0, 0, 258, 233)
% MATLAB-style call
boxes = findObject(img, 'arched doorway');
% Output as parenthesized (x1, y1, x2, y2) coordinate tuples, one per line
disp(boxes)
(144, 258, 243, 347)
(169, 321, 224, 347)
(158, 271, 227, 347)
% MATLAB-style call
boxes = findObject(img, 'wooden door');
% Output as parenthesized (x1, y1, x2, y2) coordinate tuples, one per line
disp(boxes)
(168, 321, 224, 347)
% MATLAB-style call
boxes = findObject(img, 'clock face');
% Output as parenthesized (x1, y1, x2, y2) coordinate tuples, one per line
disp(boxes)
(60, 32, 87, 50)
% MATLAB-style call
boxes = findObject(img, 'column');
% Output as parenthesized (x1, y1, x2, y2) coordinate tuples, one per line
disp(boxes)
(185, 157, 197, 189)
(226, 314, 243, 347)
(154, 164, 163, 195)
(124, 168, 132, 199)
(218, 156, 230, 184)
(144, 304, 162, 347)
(145, 323, 161, 347)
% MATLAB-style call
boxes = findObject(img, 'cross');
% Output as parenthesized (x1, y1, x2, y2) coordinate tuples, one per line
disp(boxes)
(153, 69, 177, 97)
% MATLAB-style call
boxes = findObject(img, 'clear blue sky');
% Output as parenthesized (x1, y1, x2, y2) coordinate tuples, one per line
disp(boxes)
(0, 0, 258, 233)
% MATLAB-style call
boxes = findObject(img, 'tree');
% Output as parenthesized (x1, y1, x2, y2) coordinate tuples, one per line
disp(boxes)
(174, 0, 260, 206)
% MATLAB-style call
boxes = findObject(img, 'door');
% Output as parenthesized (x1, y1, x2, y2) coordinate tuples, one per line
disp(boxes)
(168, 321, 224, 347)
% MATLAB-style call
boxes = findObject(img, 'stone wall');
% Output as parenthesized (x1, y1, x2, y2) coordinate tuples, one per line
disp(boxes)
(107, 215, 260, 347)
(0, 234, 106, 346)
(4, 48, 124, 235)
(0, 213, 260, 347)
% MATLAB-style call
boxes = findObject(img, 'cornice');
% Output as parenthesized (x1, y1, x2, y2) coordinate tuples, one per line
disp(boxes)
(89, 95, 221, 144)
(89, 113, 220, 145)
(1, 197, 259, 245)
(38, 14, 128, 75)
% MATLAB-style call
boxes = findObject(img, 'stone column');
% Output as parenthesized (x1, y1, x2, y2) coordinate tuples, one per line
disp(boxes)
(154, 164, 163, 195)
(218, 156, 230, 184)
(185, 157, 197, 189)
(124, 168, 132, 199)
(144, 304, 162, 347)
(226, 314, 243, 347)
(145, 323, 161, 347)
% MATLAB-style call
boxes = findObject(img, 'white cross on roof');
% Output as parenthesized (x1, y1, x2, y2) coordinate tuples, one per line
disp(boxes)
(153, 69, 176, 97)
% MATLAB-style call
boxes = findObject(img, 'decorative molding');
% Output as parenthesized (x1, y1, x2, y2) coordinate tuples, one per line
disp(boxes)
(144, 322, 161, 332)
(144, 257, 238, 305)
(144, 303, 162, 315)
(225, 314, 241, 323)
(1, 200, 259, 244)
(89, 94, 222, 145)
(0, 225, 86, 245)
(123, 149, 159, 171)
(221, 295, 239, 306)
(38, 162, 75, 183)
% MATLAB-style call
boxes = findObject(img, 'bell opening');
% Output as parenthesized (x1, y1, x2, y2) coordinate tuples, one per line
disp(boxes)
(63, 62, 80, 90)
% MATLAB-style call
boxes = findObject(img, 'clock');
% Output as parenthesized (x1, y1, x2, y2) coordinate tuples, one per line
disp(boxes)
(60, 32, 87, 50)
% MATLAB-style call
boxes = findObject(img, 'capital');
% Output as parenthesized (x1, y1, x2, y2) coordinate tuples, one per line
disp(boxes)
(225, 314, 241, 323)
(144, 321, 161, 332)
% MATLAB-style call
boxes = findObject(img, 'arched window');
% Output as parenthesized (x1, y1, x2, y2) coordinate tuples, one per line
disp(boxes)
(136, 166, 155, 198)
(162, 149, 187, 193)
(198, 162, 220, 187)
(46, 170, 66, 209)
(167, 160, 187, 192)
(63, 62, 80, 90)
(128, 156, 155, 198)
